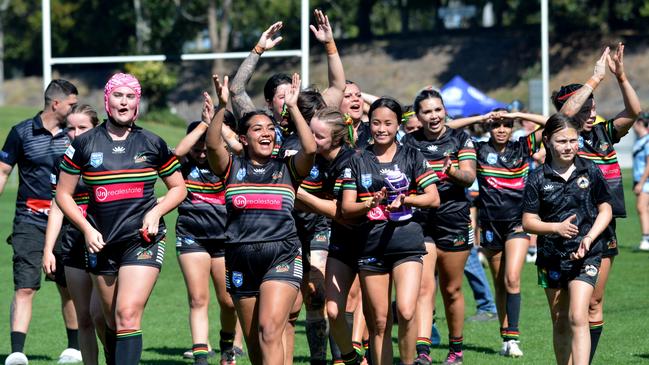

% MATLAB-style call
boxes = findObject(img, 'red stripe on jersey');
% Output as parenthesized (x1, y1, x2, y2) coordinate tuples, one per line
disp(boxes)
(63, 155, 80, 169)
(190, 191, 225, 205)
(484, 176, 525, 190)
(84, 167, 154, 176)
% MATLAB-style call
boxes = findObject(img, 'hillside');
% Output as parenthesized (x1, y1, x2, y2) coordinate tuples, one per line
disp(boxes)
(2, 28, 648, 122)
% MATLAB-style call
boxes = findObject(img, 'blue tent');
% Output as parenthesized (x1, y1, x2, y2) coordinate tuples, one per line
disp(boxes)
(440, 75, 507, 117)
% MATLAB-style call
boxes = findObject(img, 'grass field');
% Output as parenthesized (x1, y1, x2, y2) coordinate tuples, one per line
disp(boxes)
(1, 106, 649, 364)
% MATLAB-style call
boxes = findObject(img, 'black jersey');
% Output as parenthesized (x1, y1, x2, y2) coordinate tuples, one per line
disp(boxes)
(401, 127, 476, 214)
(60, 122, 180, 245)
(343, 145, 438, 256)
(175, 158, 227, 241)
(522, 157, 611, 263)
(51, 157, 90, 218)
(221, 154, 303, 244)
(356, 121, 372, 148)
(0, 113, 70, 228)
(475, 134, 540, 221)
(578, 120, 625, 217)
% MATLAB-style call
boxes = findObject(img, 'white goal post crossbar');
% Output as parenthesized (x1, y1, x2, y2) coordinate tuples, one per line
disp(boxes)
(42, 0, 310, 89)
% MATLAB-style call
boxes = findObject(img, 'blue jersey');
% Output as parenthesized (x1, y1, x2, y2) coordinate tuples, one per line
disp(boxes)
(632, 134, 649, 183)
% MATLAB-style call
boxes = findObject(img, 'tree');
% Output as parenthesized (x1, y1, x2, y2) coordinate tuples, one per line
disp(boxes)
(0, 0, 10, 105)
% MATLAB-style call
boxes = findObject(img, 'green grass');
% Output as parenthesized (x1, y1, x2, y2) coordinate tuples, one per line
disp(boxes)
(1, 104, 649, 363)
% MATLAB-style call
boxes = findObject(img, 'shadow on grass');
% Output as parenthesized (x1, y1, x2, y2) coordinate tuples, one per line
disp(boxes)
(146, 346, 204, 356)
(140, 360, 187, 365)
(634, 353, 649, 359)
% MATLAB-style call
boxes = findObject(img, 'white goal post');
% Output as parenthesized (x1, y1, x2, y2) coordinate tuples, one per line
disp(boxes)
(42, 0, 310, 90)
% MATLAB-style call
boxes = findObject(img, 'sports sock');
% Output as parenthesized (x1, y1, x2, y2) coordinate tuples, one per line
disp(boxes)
(504, 292, 521, 341)
(363, 339, 372, 365)
(589, 321, 604, 364)
(115, 329, 143, 365)
(416, 336, 432, 355)
(342, 350, 359, 365)
(104, 327, 116, 365)
(66, 328, 80, 350)
(329, 332, 342, 361)
(219, 330, 234, 353)
(306, 318, 328, 363)
(192, 343, 209, 362)
(10, 331, 26, 353)
(449, 336, 463, 353)
(344, 311, 354, 331)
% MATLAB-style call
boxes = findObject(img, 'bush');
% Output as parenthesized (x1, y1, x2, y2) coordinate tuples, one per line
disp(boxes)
(125, 61, 177, 109)
(140, 108, 186, 128)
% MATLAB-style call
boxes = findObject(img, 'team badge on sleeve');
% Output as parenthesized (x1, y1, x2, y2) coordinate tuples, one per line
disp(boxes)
(50, 173, 57, 185)
(90, 152, 103, 168)
(65, 145, 75, 159)
(310, 166, 320, 179)
(343, 168, 352, 179)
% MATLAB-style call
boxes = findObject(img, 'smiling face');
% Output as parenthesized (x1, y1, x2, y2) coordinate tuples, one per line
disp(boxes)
(107, 86, 138, 126)
(66, 112, 94, 140)
(340, 83, 363, 121)
(240, 114, 276, 160)
(488, 119, 514, 145)
(370, 107, 398, 146)
(417, 97, 447, 136)
(546, 127, 579, 166)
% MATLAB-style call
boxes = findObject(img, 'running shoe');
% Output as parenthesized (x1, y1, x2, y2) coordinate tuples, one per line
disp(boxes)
(466, 311, 497, 322)
(638, 240, 649, 251)
(500, 340, 523, 357)
(4, 352, 28, 365)
(233, 346, 245, 357)
(57, 348, 82, 364)
(442, 351, 463, 365)
(413, 352, 432, 365)
(220, 349, 236, 365)
(526, 248, 537, 263)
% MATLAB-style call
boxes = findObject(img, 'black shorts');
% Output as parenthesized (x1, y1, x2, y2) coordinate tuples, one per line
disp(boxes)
(225, 240, 303, 298)
(176, 235, 226, 258)
(11, 223, 46, 290)
(417, 208, 472, 252)
(328, 225, 360, 272)
(601, 219, 618, 258)
(60, 226, 88, 271)
(44, 251, 67, 287)
(358, 253, 423, 273)
(480, 220, 530, 251)
(536, 248, 601, 289)
(88, 236, 166, 276)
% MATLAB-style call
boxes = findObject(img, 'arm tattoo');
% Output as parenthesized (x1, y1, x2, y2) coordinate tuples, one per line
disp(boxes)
(559, 85, 592, 118)
(229, 52, 261, 119)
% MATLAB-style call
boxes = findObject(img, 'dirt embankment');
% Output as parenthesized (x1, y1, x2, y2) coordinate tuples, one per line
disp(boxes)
(4, 28, 649, 120)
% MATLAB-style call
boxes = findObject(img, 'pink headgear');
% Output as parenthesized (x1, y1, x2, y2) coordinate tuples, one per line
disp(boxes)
(104, 73, 142, 120)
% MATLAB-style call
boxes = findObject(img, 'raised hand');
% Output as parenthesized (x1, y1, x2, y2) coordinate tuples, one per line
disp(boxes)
(201, 92, 214, 124)
(593, 47, 610, 82)
(213, 74, 229, 106)
(310, 9, 333, 44)
(257, 22, 284, 52)
(555, 214, 579, 239)
(607, 42, 625, 81)
(284, 73, 301, 108)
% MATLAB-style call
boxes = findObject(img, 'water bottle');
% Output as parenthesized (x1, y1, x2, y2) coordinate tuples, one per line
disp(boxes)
(384, 167, 412, 221)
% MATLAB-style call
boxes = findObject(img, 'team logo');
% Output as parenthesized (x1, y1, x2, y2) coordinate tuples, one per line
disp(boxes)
(275, 263, 290, 273)
(453, 235, 466, 246)
(584, 265, 598, 277)
(512, 157, 523, 166)
(64, 145, 75, 159)
(343, 168, 352, 179)
(136, 249, 153, 260)
(310, 166, 319, 179)
(90, 152, 103, 168)
(189, 167, 200, 179)
(232, 195, 247, 209)
(427, 144, 438, 152)
(599, 142, 609, 152)
(487, 153, 498, 165)
(314, 232, 327, 242)
(232, 271, 243, 288)
(576, 175, 590, 189)
(444, 150, 453, 157)
(549, 270, 561, 281)
(607, 239, 617, 249)
(361, 173, 373, 188)
(272, 170, 283, 180)
(578, 136, 584, 149)
(236, 168, 246, 181)
(485, 230, 494, 242)
(543, 184, 554, 192)
(112, 146, 126, 154)
(252, 167, 266, 175)
(133, 152, 147, 163)
(284, 149, 299, 157)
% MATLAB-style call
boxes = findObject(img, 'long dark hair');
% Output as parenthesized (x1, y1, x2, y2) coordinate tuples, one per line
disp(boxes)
(542, 113, 580, 164)
(237, 110, 273, 136)
(369, 97, 402, 123)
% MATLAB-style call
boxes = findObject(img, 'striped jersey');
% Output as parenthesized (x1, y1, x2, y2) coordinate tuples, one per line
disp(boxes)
(578, 120, 625, 217)
(0, 113, 70, 228)
(60, 122, 180, 245)
(475, 134, 540, 221)
(51, 156, 90, 218)
(176, 157, 227, 241)
(401, 127, 476, 214)
(221, 154, 303, 244)
(343, 145, 438, 255)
